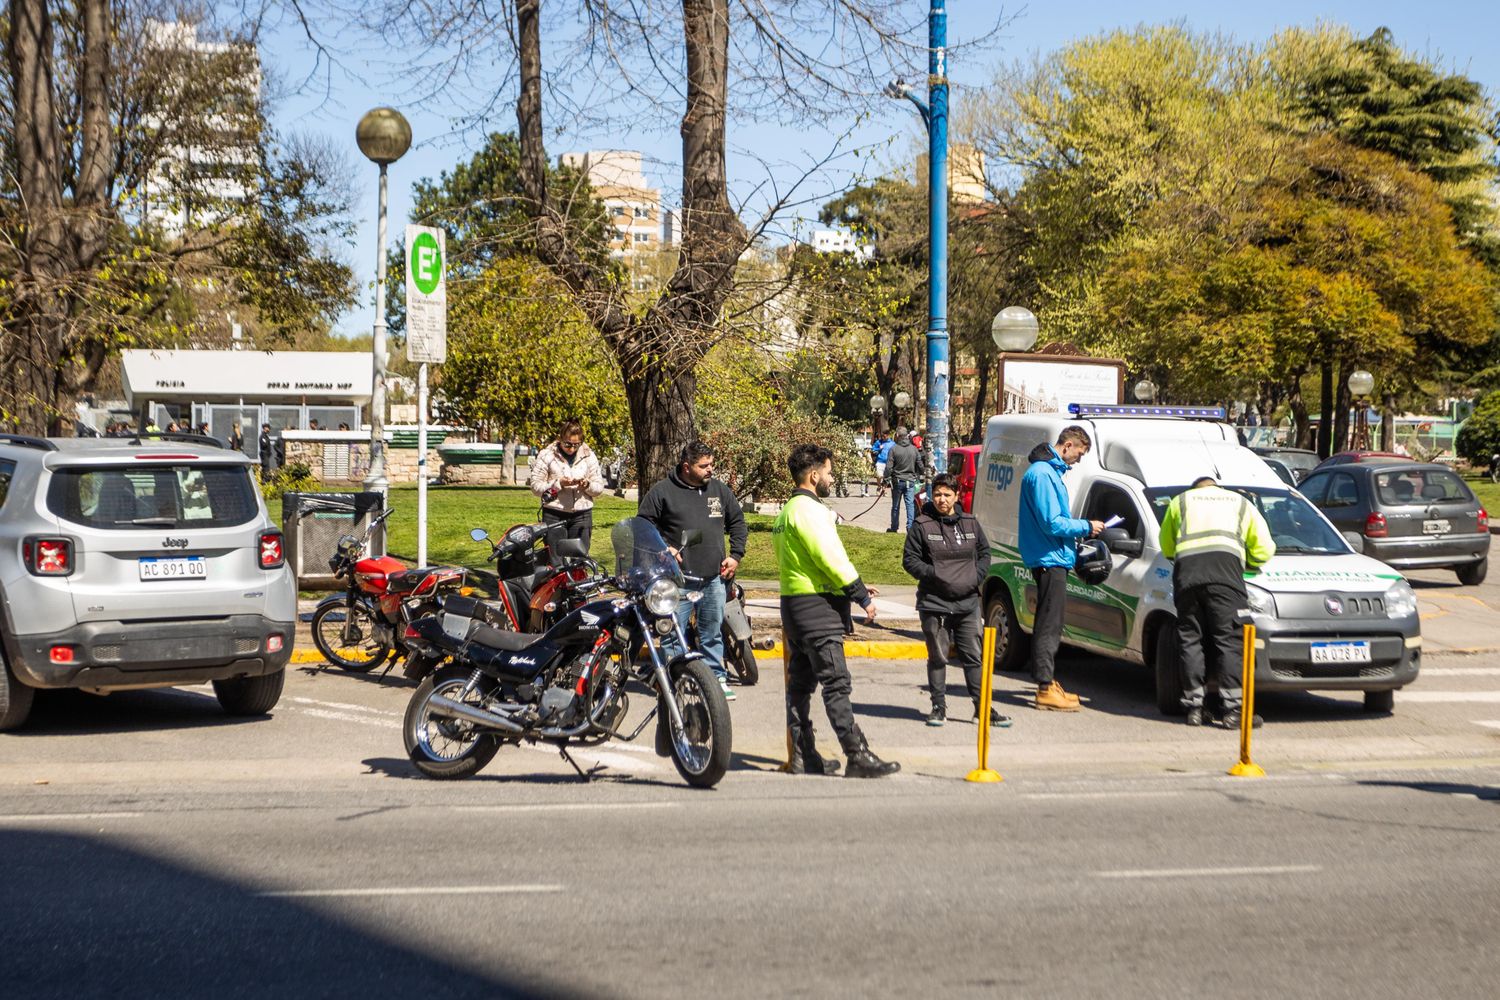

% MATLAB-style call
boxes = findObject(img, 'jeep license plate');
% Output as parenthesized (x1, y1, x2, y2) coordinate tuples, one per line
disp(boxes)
(1423, 519, 1450, 534)
(1309, 640, 1370, 664)
(138, 556, 206, 581)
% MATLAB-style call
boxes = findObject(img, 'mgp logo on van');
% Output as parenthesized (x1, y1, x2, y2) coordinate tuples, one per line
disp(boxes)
(985, 452, 1017, 491)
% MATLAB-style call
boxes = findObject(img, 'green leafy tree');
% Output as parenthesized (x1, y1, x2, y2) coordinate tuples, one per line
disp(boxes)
(439, 257, 628, 448)
(1456, 390, 1500, 470)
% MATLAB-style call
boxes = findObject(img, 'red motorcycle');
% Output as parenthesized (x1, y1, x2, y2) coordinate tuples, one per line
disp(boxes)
(310, 508, 468, 676)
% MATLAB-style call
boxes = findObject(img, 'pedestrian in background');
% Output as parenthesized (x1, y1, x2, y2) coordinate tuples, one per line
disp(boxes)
(774, 443, 899, 778)
(638, 440, 748, 701)
(228, 422, 244, 453)
(903, 473, 1011, 728)
(1019, 426, 1103, 711)
(528, 419, 606, 548)
(258, 423, 274, 476)
(886, 427, 923, 533)
(1159, 476, 1276, 728)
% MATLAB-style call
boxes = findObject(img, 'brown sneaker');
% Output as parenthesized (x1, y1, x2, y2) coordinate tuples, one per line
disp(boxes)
(1035, 681, 1082, 712)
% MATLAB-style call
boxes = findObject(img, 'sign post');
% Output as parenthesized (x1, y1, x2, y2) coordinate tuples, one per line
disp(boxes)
(405, 226, 447, 566)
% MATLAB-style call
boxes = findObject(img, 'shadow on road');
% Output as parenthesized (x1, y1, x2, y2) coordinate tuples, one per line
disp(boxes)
(0, 830, 570, 999)
(11, 687, 270, 737)
(1357, 779, 1500, 802)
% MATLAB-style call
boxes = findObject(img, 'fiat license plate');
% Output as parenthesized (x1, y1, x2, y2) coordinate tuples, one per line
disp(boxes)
(138, 556, 206, 581)
(1310, 640, 1370, 664)
(1423, 519, 1450, 534)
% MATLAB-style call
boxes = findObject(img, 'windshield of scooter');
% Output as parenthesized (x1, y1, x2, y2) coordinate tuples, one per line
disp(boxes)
(611, 516, 684, 592)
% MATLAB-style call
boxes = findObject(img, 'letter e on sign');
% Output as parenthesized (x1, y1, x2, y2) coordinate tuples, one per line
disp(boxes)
(405, 225, 447, 364)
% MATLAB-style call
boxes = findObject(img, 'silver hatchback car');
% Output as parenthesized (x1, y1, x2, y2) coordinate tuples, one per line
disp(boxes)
(0, 433, 296, 729)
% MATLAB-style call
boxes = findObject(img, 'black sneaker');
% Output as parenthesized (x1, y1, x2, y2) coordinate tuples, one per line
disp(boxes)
(1221, 710, 1263, 730)
(973, 703, 1013, 728)
(1186, 707, 1206, 726)
(926, 704, 946, 727)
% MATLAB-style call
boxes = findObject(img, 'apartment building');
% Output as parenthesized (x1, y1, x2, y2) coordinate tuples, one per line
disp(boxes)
(558, 150, 675, 286)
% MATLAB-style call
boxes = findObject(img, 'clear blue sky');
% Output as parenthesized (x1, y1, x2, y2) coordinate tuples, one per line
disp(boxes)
(261, 2, 1500, 338)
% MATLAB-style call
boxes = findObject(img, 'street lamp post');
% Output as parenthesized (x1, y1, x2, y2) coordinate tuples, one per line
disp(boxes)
(1348, 369, 1375, 451)
(870, 394, 887, 439)
(884, 0, 949, 474)
(893, 390, 913, 429)
(356, 107, 412, 496)
(1134, 379, 1158, 403)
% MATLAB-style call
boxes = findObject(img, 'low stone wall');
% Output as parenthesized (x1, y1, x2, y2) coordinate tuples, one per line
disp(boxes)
(282, 436, 442, 486)
(440, 462, 510, 485)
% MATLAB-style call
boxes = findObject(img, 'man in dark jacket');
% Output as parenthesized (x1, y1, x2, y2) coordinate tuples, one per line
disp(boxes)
(639, 440, 749, 699)
(903, 474, 1012, 728)
(886, 427, 924, 533)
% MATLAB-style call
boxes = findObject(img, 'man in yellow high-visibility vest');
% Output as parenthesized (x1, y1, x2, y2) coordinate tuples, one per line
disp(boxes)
(1159, 477, 1276, 729)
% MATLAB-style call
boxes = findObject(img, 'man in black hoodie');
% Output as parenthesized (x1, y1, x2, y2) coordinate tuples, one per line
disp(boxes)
(903, 473, 1012, 728)
(639, 440, 749, 700)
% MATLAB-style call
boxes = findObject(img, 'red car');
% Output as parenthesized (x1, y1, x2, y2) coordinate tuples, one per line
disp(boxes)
(917, 445, 982, 513)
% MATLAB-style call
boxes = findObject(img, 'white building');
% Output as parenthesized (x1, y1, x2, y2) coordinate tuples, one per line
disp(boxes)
(558, 150, 676, 261)
(809, 228, 874, 261)
(138, 20, 260, 237)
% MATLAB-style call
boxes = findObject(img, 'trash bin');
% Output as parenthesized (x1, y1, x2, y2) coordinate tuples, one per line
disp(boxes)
(282, 491, 386, 590)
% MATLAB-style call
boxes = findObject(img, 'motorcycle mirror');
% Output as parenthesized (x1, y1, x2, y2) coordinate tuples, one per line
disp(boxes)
(470, 527, 489, 542)
(680, 528, 704, 548)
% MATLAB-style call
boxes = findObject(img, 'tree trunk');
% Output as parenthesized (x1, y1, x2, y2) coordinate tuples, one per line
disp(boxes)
(969, 352, 991, 444)
(4, 0, 114, 432)
(514, 0, 743, 489)
(1379, 392, 1397, 451)
(1332, 363, 1352, 454)
(1289, 382, 1310, 449)
(1317, 358, 1334, 458)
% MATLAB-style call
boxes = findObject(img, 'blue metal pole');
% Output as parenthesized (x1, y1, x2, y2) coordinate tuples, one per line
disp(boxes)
(927, 0, 949, 476)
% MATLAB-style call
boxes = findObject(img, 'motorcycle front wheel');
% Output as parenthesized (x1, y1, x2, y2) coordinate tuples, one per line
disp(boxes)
(311, 600, 392, 672)
(664, 659, 733, 788)
(404, 666, 502, 779)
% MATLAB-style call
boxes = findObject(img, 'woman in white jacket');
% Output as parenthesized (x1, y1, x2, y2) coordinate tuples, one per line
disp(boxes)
(527, 419, 607, 547)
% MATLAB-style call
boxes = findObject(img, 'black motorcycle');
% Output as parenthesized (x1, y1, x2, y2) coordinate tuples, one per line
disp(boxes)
(401, 516, 733, 788)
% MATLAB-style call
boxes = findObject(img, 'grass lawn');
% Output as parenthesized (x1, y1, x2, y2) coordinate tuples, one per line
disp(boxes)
(1465, 475, 1500, 514)
(271, 484, 912, 585)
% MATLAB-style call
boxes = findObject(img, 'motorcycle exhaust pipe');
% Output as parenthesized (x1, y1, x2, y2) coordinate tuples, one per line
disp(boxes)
(427, 695, 526, 734)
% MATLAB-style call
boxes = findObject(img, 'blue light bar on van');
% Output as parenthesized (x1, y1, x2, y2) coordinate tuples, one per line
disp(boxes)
(1067, 403, 1228, 419)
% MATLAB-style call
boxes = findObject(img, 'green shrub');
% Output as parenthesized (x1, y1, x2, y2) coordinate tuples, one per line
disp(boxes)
(1456, 392, 1500, 470)
(257, 461, 318, 501)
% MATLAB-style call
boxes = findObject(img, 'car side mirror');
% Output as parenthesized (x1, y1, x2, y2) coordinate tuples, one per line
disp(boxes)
(469, 527, 489, 542)
(1101, 526, 1143, 558)
(1341, 531, 1364, 555)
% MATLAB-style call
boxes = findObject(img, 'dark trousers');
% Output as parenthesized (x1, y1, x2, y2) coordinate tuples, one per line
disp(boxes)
(920, 605, 983, 708)
(1029, 566, 1068, 687)
(1176, 584, 1246, 712)
(786, 634, 861, 754)
(541, 507, 593, 550)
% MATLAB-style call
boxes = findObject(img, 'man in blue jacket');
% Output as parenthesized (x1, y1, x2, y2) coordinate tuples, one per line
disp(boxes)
(1019, 426, 1104, 711)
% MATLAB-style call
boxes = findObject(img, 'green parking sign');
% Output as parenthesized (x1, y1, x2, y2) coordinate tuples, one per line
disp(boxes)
(404, 225, 446, 364)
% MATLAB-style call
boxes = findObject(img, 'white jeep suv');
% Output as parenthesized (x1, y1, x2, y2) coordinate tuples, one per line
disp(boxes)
(0, 433, 296, 729)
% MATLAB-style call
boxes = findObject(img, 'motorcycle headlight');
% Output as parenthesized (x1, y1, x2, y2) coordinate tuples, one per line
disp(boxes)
(644, 578, 681, 616)
(1384, 580, 1418, 619)
(1245, 584, 1276, 618)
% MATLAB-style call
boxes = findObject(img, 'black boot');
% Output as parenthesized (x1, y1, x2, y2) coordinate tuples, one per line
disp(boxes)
(843, 728, 900, 779)
(788, 731, 841, 775)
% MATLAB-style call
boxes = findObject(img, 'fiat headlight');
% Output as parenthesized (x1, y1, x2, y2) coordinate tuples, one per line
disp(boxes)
(644, 578, 681, 616)
(1384, 580, 1418, 619)
(1245, 584, 1276, 617)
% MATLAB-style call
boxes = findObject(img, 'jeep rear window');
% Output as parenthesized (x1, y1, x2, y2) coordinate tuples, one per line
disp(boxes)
(47, 465, 258, 529)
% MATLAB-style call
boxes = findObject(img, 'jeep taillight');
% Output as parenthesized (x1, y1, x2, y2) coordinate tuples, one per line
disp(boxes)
(1364, 512, 1388, 538)
(258, 530, 284, 569)
(24, 537, 73, 576)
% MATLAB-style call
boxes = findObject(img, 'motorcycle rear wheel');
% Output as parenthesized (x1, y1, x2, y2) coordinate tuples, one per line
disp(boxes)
(665, 659, 732, 788)
(404, 666, 502, 779)
(311, 600, 391, 672)
(729, 636, 759, 686)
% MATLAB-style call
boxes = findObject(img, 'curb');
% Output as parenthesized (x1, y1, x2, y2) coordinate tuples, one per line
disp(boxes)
(752, 641, 926, 660)
(292, 644, 929, 665)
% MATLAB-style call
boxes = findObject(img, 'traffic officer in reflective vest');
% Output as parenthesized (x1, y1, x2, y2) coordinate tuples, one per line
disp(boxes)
(1158, 477, 1276, 728)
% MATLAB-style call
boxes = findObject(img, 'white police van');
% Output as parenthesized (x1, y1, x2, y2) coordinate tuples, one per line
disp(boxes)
(974, 404, 1421, 715)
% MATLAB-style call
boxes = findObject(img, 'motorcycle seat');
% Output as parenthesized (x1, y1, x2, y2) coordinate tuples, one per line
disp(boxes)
(469, 623, 545, 652)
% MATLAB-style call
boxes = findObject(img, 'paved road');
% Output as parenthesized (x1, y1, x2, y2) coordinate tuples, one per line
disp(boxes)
(5, 558, 1500, 998)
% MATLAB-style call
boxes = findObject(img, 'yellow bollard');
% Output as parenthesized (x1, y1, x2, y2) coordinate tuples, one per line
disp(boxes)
(778, 629, 796, 773)
(966, 626, 1004, 784)
(1228, 622, 1266, 778)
